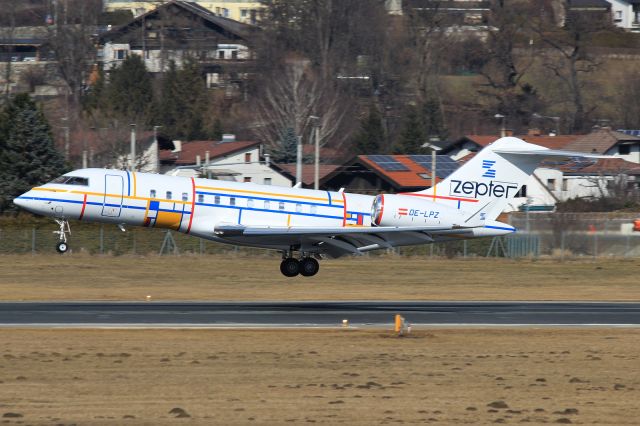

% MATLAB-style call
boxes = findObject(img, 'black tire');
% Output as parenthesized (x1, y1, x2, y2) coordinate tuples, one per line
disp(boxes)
(56, 242, 68, 253)
(299, 257, 320, 277)
(280, 258, 300, 277)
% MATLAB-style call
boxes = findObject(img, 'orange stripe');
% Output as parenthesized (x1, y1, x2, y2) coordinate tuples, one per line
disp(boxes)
(400, 193, 479, 203)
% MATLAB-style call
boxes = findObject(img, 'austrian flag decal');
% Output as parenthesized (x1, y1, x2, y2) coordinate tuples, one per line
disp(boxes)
(398, 207, 408, 216)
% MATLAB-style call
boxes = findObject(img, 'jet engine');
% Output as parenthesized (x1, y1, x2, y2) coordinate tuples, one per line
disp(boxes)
(371, 194, 463, 227)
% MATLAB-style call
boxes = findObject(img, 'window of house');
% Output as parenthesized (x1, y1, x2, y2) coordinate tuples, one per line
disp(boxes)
(547, 179, 556, 191)
(264, 200, 270, 209)
(241, 8, 247, 17)
(515, 185, 527, 198)
(263, 178, 272, 185)
(230, 197, 236, 206)
(615, 10, 623, 22)
(214, 195, 220, 204)
(562, 179, 568, 191)
(232, 50, 238, 60)
(279, 202, 285, 210)
(619, 144, 631, 155)
(166, 191, 172, 200)
(198, 194, 204, 203)
(218, 50, 225, 60)
(244, 177, 252, 183)
(182, 192, 188, 202)
(245, 153, 251, 163)
(150, 189, 156, 198)
(115, 50, 127, 60)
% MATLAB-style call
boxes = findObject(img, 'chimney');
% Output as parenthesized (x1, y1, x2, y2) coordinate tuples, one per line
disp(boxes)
(264, 153, 271, 167)
(505, 129, 514, 137)
(172, 140, 182, 153)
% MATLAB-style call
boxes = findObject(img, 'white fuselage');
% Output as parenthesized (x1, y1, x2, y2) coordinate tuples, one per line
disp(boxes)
(14, 168, 513, 253)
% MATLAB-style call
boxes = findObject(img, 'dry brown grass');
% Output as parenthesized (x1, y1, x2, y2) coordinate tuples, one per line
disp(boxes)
(0, 328, 638, 425)
(0, 254, 638, 301)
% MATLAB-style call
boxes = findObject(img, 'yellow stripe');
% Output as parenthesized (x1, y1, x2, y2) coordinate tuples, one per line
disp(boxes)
(33, 187, 68, 193)
(287, 214, 291, 227)
(195, 185, 343, 204)
(132, 172, 137, 196)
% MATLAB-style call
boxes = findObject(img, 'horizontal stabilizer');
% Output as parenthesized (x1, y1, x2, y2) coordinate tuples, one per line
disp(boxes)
(493, 148, 609, 160)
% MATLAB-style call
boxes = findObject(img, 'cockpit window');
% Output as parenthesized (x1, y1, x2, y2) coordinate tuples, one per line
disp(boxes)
(50, 176, 89, 186)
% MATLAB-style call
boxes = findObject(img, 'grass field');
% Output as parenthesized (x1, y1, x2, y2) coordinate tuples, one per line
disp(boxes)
(0, 328, 638, 425)
(0, 254, 638, 301)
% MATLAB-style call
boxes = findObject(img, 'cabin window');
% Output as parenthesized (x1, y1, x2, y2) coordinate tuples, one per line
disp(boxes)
(264, 200, 270, 209)
(247, 199, 254, 208)
(279, 201, 285, 210)
(619, 144, 631, 155)
(244, 177, 252, 183)
(296, 204, 302, 213)
(230, 197, 236, 206)
(198, 194, 204, 203)
(150, 189, 156, 198)
(214, 195, 220, 204)
(182, 192, 188, 202)
(166, 191, 172, 200)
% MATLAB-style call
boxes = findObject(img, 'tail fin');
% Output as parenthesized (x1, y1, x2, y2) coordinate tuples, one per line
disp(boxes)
(417, 137, 604, 220)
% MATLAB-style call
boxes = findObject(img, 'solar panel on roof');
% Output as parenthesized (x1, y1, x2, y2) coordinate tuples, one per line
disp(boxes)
(408, 155, 460, 179)
(617, 129, 640, 137)
(367, 155, 409, 171)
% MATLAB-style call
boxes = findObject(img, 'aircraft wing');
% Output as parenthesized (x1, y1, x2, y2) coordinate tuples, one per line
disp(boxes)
(214, 224, 477, 258)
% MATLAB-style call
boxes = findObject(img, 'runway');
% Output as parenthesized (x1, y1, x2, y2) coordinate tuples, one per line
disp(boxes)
(1, 301, 639, 327)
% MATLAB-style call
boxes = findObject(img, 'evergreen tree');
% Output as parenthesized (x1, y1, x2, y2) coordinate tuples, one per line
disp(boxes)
(0, 94, 66, 212)
(270, 127, 299, 163)
(105, 54, 153, 122)
(155, 60, 179, 136)
(352, 105, 385, 154)
(394, 106, 426, 154)
(173, 58, 209, 140)
(421, 95, 447, 144)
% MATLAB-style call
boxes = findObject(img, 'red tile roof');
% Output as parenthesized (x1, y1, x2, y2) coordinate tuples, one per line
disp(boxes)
(160, 140, 260, 165)
(563, 128, 640, 154)
(357, 155, 441, 189)
(461, 134, 580, 149)
(559, 157, 640, 175)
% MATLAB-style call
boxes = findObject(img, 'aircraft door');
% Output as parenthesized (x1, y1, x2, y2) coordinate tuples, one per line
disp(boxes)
(102, 174, 124, 217)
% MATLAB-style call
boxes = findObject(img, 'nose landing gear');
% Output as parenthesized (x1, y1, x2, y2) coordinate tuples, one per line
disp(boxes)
(54, 219, 70, 253)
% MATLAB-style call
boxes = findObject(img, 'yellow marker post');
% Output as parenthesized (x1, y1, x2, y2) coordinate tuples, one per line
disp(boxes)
(395, 314, 403, 334)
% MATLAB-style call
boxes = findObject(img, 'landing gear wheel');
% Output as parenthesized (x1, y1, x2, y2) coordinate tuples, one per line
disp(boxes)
(56, 241, 68, 253)
(299, 257, 320, 277)
(53, 218, 71, 254)
(280, 258, 300, 277)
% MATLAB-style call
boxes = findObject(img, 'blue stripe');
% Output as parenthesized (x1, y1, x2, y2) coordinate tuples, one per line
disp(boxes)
(485, 225, 516, 232)
(196, 202, 343, 220)
(196, 190, 342, 209)
(238, 208, 243, 224)
(326, 191, 332, 205)
(126, 172, 131, 196)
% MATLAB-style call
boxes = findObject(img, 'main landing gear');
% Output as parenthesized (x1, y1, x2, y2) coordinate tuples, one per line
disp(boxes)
(54, 219, 71, 253)
(279, 249, 320, 277)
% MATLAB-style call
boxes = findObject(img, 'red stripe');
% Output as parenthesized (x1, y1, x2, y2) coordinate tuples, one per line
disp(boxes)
(341, 192, 347, 227)
(78, 193, 87, 220)
(400, 193, 479, 203)
(378, 194, 384, 225)
(186, 177, 196, 234)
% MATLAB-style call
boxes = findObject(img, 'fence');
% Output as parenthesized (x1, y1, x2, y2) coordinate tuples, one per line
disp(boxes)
(0, 212, 639, 258)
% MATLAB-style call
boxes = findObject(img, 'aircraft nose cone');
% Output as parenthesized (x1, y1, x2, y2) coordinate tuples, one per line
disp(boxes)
(13, 196, 27, 208)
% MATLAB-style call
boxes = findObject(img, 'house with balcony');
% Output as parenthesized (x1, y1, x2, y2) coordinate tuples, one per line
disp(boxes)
(97, 0, 258, 91)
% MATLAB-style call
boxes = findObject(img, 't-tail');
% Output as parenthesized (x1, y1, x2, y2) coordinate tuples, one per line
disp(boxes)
(415, 137, 605, 221)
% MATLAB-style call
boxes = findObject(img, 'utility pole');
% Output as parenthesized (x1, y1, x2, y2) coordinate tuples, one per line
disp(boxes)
(130, 124, 136, 171)
(296, 135, 302, 186)
(309, 116, 321, 190)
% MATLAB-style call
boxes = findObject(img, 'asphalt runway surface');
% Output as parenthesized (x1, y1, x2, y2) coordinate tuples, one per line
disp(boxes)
(1, 301, 639, 327)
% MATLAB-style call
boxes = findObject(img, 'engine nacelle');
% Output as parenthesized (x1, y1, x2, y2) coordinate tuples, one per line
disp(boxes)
(371, 194, 464, 227)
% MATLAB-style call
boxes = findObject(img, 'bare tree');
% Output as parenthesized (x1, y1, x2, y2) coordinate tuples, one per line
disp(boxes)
(532, 6, 613, 133)
(252, 60, 354, 154)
